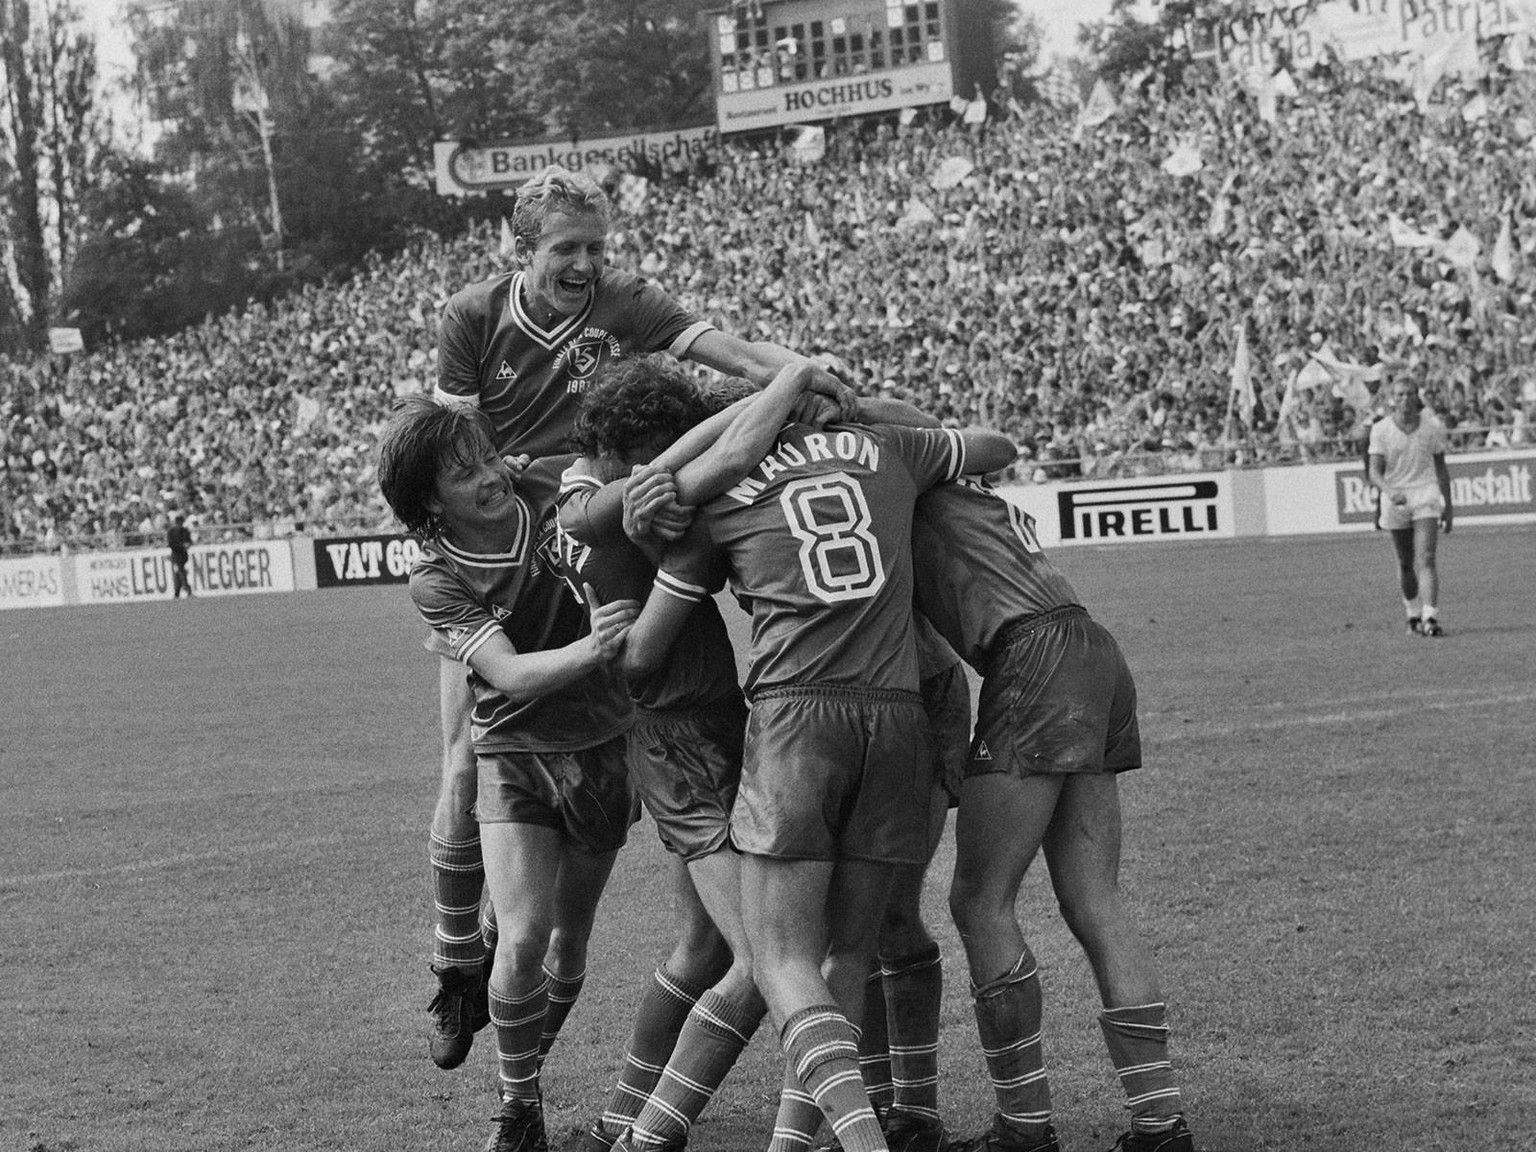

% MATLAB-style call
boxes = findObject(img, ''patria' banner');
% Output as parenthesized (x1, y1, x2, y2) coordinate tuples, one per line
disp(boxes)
(314, 534, 423, 588)
(434, 126, 718, 196)
(1195, 0, 1531, 73)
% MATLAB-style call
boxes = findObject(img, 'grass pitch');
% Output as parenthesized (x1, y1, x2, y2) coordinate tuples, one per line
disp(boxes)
(3, 527, 1533, 1152)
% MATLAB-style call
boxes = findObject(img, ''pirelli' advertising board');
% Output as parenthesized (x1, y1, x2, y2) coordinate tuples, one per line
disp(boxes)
(995, 475, 1236, 549)
(73, 542, 295, 603)
(313, 534, 424, 588)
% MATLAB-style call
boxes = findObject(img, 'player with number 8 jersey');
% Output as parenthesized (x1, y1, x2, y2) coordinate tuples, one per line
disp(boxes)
(630, 416, 1016, 1152)
(656, 423, 971, 697)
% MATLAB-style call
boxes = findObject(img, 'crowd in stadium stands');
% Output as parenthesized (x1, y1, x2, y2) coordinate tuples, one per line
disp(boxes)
(3, 49, 1534, 553)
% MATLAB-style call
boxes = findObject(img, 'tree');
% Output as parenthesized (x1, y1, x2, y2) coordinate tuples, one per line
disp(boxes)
(59, 151, 265, 343)
(321, 0, 717, 183)
(0, 0, 106, 355)
(126, 0, 316, 266)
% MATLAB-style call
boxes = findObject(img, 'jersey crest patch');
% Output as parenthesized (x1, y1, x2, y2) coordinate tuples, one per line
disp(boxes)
(496, 361, 517, 381)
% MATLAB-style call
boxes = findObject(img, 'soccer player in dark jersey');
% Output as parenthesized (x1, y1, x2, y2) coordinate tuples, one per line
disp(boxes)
(422, 163, 849, 1068)
(850, 613, 970, 1152)
(594, 378, 1015, 1152)
(377, 396, 642, 1152)
(556, 360, 829, 1152)
(907, 476, 1195, 1152)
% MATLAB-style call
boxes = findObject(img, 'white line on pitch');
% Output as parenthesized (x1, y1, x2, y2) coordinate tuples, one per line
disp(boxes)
(1146, 688, 1536, 740)
(0, 838, 333, 888)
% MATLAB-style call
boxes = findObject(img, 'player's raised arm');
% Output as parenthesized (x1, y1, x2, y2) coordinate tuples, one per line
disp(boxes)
(855, 397, 942, 428)
(685, 332, 853, 424)
(955, 428, 1019, 476)
(669, 359, 824, 504)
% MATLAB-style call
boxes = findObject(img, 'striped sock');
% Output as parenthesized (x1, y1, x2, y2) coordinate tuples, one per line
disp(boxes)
(972, 949, 1051, 1133)
(598, 967, 711, 1137)
(1099, 1003, 1184, 1132)
(781, 1005, 886, 1152)
(429, 831, 485, 969)
(539, 967, 586, 1062)
(882, 944, 942, 1121)
(630, 987, 766, 1149)
(769, 1080, 824, 1152)
(490, 975, 550, 1103)
(860, 966, 894, 1113)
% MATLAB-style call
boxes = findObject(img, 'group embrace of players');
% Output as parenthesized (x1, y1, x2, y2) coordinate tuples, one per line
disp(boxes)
(375, 166, 1197, 1152)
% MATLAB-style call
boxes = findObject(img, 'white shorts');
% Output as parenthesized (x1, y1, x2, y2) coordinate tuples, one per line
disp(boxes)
(1380, 483, 1444, 531)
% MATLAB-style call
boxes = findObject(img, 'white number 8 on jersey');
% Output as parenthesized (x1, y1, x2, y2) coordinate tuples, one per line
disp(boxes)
(780, 473, 887, 604)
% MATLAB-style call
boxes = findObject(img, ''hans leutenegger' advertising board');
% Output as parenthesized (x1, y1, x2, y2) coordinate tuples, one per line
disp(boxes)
(74, 542, 294, 603)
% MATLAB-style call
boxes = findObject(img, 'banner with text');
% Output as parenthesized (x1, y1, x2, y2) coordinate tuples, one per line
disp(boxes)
(313, 534, 423, 588)
(997, 473, 1237, 548)
(716, 62, 954, 133)
(1264, 448, 1536, 533)
(0, 555, 66, 610)
(1196, 0, 1530, 74)
(435, 126, 718, 196)
(74, 541, 295, 604)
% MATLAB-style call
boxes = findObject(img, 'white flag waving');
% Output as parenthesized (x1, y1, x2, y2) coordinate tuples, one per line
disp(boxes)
(1079, 79, 1117, 128)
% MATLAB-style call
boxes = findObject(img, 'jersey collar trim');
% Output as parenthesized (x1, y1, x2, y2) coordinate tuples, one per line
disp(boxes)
(438, 494, 534, 567)
(507, 271, 595, 351)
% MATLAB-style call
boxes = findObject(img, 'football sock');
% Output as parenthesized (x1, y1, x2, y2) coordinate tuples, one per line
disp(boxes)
(1098, 1003, 1184, 1132)
(781, 1005, 886, 1152)
(630, 986, 766, 1149)
(429, 830, 486, 970)
(538, 967, 586, 1061)
(598, 966, 711, 1137)
(1421, 605, 1438, 621)
(882, 943, 942, 1121)
(768, 1078, 824, 1152)
(972, 949, 1052, 1133)
(490, 974, 550, 1103)
(859, 965, 894, 1112)
(480, 900, 498, 955)
(1404, 596, 1422, 619)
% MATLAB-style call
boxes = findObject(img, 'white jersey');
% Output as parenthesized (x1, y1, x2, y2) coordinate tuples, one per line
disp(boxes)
(1368, 412, 1447, 492)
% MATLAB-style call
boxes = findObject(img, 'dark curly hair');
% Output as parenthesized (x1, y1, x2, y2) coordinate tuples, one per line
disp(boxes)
(568, 355, 712, 459)
(377, 395, 497, 538)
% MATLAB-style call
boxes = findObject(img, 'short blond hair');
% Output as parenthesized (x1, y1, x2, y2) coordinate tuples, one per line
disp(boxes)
(512, 166, 611, 250)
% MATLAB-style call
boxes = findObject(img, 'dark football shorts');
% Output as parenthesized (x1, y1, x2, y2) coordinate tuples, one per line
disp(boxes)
(475, 734, 638, 853)
(732, 685, 936, 865)
(920, 660, 972, 805)
(967, 606, 1142, 779)
(627, 695, 747, 862)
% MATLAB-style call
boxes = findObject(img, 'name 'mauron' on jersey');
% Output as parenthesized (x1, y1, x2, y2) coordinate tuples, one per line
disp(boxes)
(656, 422, 967, 697)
